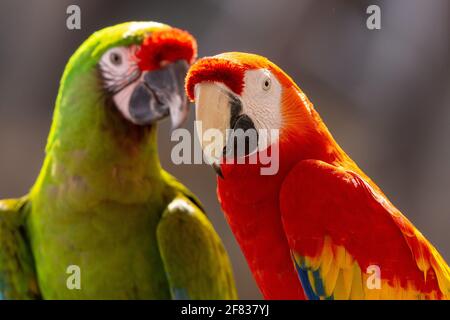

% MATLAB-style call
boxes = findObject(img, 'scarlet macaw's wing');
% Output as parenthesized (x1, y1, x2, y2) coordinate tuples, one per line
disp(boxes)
(279, 159, 450, 300)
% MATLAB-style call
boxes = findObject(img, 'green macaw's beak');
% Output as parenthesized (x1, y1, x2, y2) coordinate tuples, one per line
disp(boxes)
(129, 60, 189, 128)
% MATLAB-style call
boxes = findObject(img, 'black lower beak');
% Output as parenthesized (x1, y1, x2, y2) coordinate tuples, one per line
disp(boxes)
(129, 60, 189, 128)
(223, 113, 259, 159)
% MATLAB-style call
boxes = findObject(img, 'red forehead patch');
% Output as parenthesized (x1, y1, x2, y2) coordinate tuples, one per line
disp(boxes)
(136, 28, 197, 71)
(185, 57, 246, 101)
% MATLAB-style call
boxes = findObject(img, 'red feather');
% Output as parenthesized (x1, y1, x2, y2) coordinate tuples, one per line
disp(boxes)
(280, 160, 446, 298)
(187, 52, 449, 299)
(186, 57, 246, 100)
(136, 28, 197, 71)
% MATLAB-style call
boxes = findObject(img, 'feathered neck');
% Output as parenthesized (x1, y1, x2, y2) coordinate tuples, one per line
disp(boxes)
(31, 68, 163, 205)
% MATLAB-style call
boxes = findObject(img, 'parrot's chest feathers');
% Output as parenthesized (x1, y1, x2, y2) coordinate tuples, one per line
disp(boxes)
(219, 180, 303, 299)
(28, 157, 171, 299)
(29, 198, 170, 299)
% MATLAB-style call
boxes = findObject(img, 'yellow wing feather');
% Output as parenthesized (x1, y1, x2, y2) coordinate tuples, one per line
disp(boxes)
(293, 235, 447, 299)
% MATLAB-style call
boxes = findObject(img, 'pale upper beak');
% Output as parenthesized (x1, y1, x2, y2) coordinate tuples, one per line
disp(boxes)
(195, 83, 231, 164)
(194, 82, 259, 178)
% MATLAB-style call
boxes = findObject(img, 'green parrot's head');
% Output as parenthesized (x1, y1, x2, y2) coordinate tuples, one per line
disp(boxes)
(39, 22, 197, 201)
(56, 21, 197, 132)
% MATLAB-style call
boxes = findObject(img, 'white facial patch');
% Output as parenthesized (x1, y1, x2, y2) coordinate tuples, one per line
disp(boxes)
(110, 75, 142, 122)
(240, 69, 282, 149)
(99, 46, 141, 123)
(194, 69, 282, 165)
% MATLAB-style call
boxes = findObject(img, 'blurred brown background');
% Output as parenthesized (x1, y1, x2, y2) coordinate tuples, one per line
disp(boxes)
(0, 0, 448, 299)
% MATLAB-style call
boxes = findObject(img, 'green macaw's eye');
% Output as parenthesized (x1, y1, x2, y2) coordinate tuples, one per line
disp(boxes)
(110, 52, 123, 66)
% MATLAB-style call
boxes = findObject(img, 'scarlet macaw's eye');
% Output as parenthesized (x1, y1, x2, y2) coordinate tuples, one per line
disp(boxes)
(262, 77, 271, 91)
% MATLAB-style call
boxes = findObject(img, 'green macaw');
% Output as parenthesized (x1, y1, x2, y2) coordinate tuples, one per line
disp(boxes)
(0, 21, 237, 300)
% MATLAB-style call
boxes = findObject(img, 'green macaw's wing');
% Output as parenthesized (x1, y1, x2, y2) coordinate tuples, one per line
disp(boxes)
(157, 195, 237, 300)
(0, 198, 40, 299)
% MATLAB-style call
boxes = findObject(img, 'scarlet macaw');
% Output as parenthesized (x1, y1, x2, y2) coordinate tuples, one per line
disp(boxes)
(185, 52, 450, 300)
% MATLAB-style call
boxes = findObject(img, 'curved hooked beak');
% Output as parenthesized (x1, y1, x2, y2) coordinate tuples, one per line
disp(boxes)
(194, 83, 258, 179)
(129, 60, 189, 129)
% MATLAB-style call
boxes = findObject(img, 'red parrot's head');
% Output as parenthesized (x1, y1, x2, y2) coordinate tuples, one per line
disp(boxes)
(186, 52, 319, 177)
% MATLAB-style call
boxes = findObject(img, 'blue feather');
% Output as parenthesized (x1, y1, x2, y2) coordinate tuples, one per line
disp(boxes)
(172, 287, 190, 300)
(292, 252, 334, 300)
(294, 258, 320, 300)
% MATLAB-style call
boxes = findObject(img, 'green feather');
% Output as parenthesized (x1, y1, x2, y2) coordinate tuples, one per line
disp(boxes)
(157, 195, 237, 300)
(0, 197, 40, 299)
